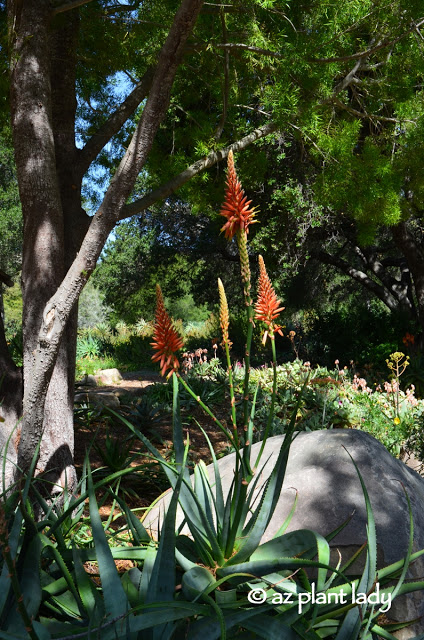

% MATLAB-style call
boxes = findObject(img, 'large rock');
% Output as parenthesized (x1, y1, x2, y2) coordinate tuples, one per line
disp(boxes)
(145, 430, 424, 638)
(75, 374, 97, 387)
(74, 390, 120, 409)
(95, 368, 123, 386)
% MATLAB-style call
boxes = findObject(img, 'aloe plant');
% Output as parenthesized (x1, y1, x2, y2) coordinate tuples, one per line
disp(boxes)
(0, 443, 215, 639)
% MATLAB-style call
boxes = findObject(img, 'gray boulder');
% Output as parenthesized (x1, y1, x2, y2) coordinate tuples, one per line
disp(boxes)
(95, 368, 123, 386)
(145, 430, 424, 638)
(75, 374, 97, 387)
(84, 374, 98, 387)
(74, 390, 120, 409)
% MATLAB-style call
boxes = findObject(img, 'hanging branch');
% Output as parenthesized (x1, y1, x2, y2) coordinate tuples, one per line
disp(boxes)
(50, 0, 95, 15)
(120, 121, 278, 219)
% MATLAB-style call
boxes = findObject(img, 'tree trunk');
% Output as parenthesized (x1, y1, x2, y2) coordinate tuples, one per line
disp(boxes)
(6, 0, 205, 491)
(36, 9, 85, 494)
(8, 0, 78, 492)
(392, 221, 424, 342)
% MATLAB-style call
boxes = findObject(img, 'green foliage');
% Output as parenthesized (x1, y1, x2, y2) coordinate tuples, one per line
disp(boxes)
(76, 334, 103, 359)
(93, 216, 224, 323)
(2, 280, 23, 366)
(74, 313, 220, 379)
(75, 355, 117, 378)
(284, 283, 410, 371)
(0, 126, 21, 279)
(166, 293, 209, 324)
(314, 126, 403, 243)
(75, 324, 153, 376)
(2, 280, 22, 328)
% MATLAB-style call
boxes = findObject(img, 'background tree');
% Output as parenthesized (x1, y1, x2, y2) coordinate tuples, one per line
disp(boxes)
(94, 204, 243, 321)
(77, 278, 110, 329)
(118, 0, 424, 341)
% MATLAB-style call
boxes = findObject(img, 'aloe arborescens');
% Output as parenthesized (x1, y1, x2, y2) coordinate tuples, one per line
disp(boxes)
(151, 284, 184, 378)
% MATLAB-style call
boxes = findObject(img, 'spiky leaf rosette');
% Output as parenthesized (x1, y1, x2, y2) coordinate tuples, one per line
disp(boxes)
(151, 284, 184, 378)
(220, 150, 258, 241)
(255, 255, 285, 344)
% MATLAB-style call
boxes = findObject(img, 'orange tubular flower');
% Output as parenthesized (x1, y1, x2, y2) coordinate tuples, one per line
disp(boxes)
(220, 150, 258, 240)
(255, 255, 285, 344)
(151, 284, 184, 378)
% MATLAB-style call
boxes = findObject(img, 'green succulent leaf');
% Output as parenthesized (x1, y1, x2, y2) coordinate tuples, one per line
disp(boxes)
(87, 464, 130, 624)
(182, 565, 216, 602)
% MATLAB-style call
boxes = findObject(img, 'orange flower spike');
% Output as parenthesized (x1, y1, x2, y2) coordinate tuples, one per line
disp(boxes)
(151, 284, 184, 378)
(255, 255, 285, 344)
(220, 150, 258, 240)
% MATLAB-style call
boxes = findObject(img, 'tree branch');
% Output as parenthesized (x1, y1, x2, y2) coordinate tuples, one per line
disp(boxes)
(104, 4, 138, 12)
(330, 58, 365, 97)
(214, 10, 230, 140)
(318, 250, 401, 312)
(309, 19, 424, 63)
(392, 221, 424, 324)
(212, 43, 283, 57)
(331, 97, 416, 124)
(78, 66, 155, 173)
(356, 246, 414, 311)
(51, 0, 95, 16)
(120, 121, 278, 219)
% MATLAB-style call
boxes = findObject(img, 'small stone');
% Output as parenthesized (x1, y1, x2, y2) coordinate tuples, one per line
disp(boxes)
(95, 368, 123, 386)
(85, 374, 98, 387)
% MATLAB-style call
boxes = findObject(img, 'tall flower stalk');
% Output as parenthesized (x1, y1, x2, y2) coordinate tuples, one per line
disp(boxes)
(152, 284, 239, 453)
(219, 149, 257, 243)
(220, 150, 257, 444)
(218, 278, 238, 448)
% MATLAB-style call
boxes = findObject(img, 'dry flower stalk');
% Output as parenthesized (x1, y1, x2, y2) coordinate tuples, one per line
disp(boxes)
(218, 278, 232, 349)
